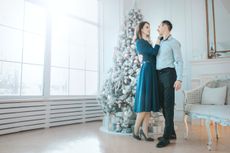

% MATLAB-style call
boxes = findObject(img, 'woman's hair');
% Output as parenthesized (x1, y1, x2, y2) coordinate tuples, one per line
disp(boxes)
(134, 21, 150, 41)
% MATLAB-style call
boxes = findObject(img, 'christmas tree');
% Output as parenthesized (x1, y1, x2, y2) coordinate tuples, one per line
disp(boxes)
(98, 9, 143, 133)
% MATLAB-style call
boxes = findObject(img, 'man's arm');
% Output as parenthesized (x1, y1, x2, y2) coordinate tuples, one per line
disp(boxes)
(172, 40, 183, 81)
(172, 40, 183, 90)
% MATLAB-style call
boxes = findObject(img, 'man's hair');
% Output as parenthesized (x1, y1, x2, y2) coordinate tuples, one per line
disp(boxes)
(162, 20, 173, 31)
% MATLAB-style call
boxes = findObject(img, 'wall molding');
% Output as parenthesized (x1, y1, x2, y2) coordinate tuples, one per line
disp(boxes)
(191, 58, 230, 65)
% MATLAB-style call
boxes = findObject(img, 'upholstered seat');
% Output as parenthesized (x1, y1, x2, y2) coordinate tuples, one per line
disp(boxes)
(183, 79, 230, 150)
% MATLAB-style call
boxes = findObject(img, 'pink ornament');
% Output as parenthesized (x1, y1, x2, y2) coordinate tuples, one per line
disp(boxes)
(134, 59, 138, 64)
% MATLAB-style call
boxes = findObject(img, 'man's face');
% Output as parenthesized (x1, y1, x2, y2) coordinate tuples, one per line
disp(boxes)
(157, 23, 165, 35)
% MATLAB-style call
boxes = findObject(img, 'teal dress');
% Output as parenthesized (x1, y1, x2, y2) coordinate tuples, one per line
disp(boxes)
(134, 39, 160, 112)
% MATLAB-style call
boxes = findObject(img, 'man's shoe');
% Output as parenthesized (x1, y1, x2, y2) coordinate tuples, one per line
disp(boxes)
(156, 138, 170, 148)
(157, 134, 176, 141)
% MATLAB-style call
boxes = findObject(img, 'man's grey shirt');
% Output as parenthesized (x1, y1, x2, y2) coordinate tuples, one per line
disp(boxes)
(156, 36, 183, 81)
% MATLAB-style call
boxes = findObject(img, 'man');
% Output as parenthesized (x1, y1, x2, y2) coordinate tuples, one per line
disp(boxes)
(156, 20, 183, 148)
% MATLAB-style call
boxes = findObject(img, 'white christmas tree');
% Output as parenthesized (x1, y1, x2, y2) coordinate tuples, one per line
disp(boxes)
(98, 8, 143, 133)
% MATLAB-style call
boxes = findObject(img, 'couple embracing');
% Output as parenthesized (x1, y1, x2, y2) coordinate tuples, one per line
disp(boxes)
(133, 20, 183, 148)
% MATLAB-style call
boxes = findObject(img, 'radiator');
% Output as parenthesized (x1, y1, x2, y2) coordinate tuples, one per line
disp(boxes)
(0, 97, 103, 135)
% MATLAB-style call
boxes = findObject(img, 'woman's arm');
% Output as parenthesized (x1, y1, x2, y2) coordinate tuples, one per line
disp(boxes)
(136, 39, 160, 56)
(155, 36, 162, 45)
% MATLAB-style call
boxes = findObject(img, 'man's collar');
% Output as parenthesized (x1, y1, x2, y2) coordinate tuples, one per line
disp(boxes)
(163, 34, 172, 41)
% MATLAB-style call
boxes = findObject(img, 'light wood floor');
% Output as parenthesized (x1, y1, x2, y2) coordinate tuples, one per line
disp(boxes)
(0, 121, 229, 153)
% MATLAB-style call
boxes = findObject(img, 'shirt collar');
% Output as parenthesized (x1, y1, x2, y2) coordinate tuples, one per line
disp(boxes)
(163, 34, 172, 41)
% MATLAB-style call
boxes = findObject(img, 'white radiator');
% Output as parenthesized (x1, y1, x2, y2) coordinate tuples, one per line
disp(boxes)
(0, 97, 103, 135)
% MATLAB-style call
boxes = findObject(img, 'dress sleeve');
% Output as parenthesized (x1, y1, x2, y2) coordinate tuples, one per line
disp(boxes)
(136, 39, 159, 56)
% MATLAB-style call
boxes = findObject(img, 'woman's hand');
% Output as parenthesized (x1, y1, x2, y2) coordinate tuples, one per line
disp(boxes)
(133, 34, 137, 43)
(138, 54, 143, 63)
(155, 34, 163, 45)
(158, 35, 163, 41)
(133, 27, 138, 42)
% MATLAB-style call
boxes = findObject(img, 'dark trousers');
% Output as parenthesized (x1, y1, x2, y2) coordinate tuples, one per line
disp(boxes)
(157, 68, 176, 139)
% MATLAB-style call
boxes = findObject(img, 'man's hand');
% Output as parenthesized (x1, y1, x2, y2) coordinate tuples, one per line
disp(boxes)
(174, 80, 182, 91)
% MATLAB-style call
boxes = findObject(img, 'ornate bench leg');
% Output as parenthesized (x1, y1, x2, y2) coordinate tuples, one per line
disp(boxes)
(205, 119, 212, 151)
(184, 114, 189, 139)
(215, 122, 219, 140)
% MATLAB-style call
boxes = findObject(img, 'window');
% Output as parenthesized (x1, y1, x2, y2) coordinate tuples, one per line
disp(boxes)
(0, 1, 46, 96)
(50, 15, 99, 96)
(0, 0, 99, 97)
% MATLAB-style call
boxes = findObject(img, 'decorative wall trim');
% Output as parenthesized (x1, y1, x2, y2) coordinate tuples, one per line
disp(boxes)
(191, 58, 230, 65)
(191, 59, 230, 83)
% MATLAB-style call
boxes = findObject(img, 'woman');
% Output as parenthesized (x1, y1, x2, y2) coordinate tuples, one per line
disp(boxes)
(133, 21, 162, 141)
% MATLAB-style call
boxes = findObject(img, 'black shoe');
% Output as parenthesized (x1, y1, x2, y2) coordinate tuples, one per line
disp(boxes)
(140, 129, 154, 141)
(156, 138, 170, 148)
(157, 134, 176, 141)
(132, 131, 141, 140)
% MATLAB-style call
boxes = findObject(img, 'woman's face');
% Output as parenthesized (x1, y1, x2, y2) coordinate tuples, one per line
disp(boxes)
(141, 23, 150, 37)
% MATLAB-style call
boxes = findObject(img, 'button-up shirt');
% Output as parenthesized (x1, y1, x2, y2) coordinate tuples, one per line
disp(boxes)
(156, 35, 183, 81)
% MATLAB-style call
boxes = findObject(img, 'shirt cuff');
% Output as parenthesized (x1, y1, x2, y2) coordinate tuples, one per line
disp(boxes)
(177, 76, 183, 82)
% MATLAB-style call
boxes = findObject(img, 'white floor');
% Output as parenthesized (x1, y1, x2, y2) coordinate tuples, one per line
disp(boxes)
(0, 121, 229, 153)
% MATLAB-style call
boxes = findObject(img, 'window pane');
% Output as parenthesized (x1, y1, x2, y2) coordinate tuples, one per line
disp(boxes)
(69, 69, 85, 95)
(51, 16, 69, 67)
(68, 18, 86, 44)
(0, 27, 23, 62)
(51, 0, 98, 23)
(69, 44, 85, 69)
(0, 62, 21, 96)
(84, 23, 98, 46)
(50, 67, 68, 95)
(51, 42, 69, 67)
(24, 1, 46, 34)
(85, 45, 98, 71)
(21, 64, 43, 95)
(23, 32, 45, 64)
(84, 24, 98, 70)
(85, 71, 98, 95)
(0, 0, 24, 29)
(83, 0, 98, 23)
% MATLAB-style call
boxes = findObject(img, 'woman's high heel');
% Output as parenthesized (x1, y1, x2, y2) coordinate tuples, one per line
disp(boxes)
(133, 130, 141, 140)
(140, 129, 154, 141)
